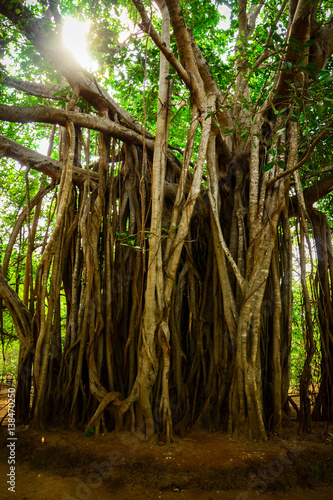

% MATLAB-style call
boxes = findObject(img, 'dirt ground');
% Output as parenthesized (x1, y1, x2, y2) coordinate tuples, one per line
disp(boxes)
(1, 418, 333, 500)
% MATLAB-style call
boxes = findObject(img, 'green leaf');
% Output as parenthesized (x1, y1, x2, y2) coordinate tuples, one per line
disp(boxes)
(84, 428, 95, 436)
(304, 62, 317, 73)
(273, 33, 284, 44)
(289, 38, 301, 48)
(276, 107, 288, 115)
(271, 102, 278, 114)
(276, 128, 286, 136)
(296, 54, 308, 67)
(52, 86, 71, 97)
(263, 161, 275, 172)
(205, 111, 215, 120)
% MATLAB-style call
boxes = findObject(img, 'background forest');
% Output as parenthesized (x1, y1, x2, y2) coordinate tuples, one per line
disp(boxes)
(0, 0, 333, 442)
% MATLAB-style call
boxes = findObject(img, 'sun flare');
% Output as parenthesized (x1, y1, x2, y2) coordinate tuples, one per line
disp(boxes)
(63, 17, 93, 70)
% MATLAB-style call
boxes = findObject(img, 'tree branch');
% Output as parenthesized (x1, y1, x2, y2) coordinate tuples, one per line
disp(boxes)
(0, 135, 99, 186)
(132, 0, 190, 87)
(238, 0, 248, 38)
(0, 104, 182, 172)
(310, 15, 333, 69)
(273, 0, 313, 106)
(248, 2, 265, 36)
(0, 0, 153, 139)
(251, 0, 288, 70)
(0, 268, 32, 346)
(290, 171, 333, 211)
(269, 124, 333, 185)
(165, 0, 206, 108)
(0, 103, 155, 148)
(1, 75, 65, 100)
(1, 182, 56, 275)
(0, 135, 189, 210)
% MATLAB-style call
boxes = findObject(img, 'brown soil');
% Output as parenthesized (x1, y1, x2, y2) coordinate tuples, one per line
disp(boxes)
(1, 420, 333, 500)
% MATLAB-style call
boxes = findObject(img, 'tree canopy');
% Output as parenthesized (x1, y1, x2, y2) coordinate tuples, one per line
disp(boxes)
(1, 0, 333, 441)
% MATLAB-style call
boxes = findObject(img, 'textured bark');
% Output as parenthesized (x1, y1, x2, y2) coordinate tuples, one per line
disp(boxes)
(1, 0, 333, 441)
(1, 76, 64, 99)
(310, 209, 333, 424)
(0, 135, 98, 186)
(0, 270, 34, 422)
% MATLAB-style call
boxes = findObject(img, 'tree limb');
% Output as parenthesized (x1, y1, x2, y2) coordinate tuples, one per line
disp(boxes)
(0, 135, 190, 209)
(0, 103, 155, 149)
(0, 268, 32, 347)
(132, 0, 190, 87)
(273, 0, 312, 106)
(251, 0, 288, 70)
(165, 0, 206, 108)
(268, 124, 333, 185)
(0, 104, 182, 172)
(310, 15, 333, 69)
(0, 0, 153, 139)
(0, 135, 99, 186)
(1, 182, 56, 275)
(291, 171, 333, 210)
(1, 75, 65, 100)
(248, 2, 265, 36)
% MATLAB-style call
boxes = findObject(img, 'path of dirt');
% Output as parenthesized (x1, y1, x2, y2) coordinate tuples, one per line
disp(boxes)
(1, 420, 333, 499)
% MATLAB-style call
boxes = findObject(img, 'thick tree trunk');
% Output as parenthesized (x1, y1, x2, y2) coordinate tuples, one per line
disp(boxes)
(310, 209, 333, 423)
(1, 0, 333, 441)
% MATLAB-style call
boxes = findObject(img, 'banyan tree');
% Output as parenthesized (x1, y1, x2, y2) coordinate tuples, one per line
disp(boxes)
(1, 0, 333, 441)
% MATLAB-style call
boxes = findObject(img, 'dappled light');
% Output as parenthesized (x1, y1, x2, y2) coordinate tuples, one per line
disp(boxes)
(63, 17, 93, 70)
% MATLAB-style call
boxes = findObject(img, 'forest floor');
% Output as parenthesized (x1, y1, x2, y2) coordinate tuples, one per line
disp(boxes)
(0, 417, 333, 500)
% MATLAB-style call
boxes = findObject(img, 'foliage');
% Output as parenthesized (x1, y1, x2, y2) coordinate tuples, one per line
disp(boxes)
(290, 281, 321, 392)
